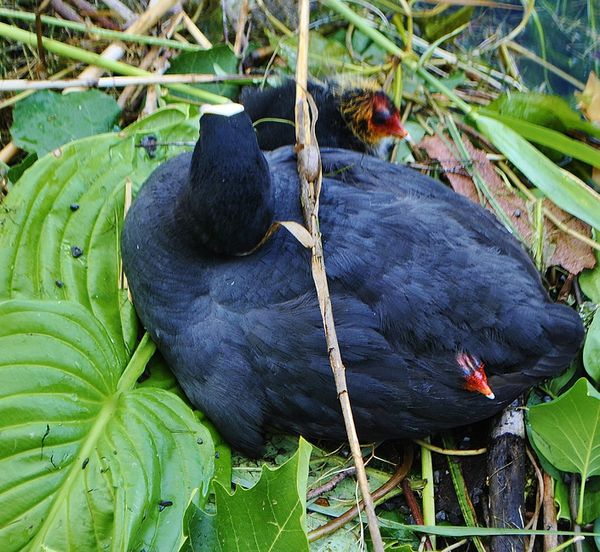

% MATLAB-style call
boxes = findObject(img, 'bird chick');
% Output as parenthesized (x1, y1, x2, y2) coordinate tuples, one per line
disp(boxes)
(240, 78, 407, 156)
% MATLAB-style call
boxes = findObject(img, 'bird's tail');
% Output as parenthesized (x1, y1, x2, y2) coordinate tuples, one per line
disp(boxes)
(525, 303, 584, 379)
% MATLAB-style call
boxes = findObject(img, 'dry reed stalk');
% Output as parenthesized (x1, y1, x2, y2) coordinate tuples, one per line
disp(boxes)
(293, 0, 384, 549)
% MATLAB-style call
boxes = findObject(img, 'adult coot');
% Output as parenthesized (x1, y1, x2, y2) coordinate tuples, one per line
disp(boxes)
(122, 103, 583, 456)
(240, 78, 407, 156)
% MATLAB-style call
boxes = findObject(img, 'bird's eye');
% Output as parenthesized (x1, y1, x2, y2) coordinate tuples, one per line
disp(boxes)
(371, 109, 389, 125)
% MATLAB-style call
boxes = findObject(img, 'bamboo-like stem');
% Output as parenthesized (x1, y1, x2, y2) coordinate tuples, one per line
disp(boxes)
(0, 22, 229, 104)
(0, 74, 260, 91)
(293, 1, 383, 549)
(421, 438, 436, 549)
(181, 12, 212, 48)
(0, 8, 205, 51)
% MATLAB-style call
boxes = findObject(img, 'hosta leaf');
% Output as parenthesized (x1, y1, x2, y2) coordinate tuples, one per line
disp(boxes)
(10, 90, 121, 156)
(186, 438, 312, 551)
(0, 299, 214, 552)
(0, 104, 199, 356)
(528, 378, 600, 523)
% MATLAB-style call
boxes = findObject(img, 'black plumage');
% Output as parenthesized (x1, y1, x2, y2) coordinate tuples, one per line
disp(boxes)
(122, 106, 584, 456)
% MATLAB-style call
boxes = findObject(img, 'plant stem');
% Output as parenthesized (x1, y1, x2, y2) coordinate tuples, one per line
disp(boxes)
(0, 8, 206, 51)
(117, 332, 156, 392)
(295, 0, 383, 548)
(0, 73, 259, 91)
(0, 22, 229, 104)
(420, 438, 436, 549)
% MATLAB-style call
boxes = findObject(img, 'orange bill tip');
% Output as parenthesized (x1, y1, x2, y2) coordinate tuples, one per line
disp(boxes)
(458, 352, 496, 400)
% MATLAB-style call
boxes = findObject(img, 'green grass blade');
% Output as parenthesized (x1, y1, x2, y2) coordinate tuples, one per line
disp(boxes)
(475, 115, 600, 230)
(481, 110, 600, 168)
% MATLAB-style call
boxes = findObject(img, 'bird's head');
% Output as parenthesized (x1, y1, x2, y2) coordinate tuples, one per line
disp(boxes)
(338, 87, 408, 146)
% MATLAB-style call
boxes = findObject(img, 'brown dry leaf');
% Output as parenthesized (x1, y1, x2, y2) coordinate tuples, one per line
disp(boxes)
(420, 134, 595, 274)
(578, 72, 600, 123)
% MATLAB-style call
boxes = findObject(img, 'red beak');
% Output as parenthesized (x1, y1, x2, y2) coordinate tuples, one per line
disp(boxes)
(387, 114, 409, 139)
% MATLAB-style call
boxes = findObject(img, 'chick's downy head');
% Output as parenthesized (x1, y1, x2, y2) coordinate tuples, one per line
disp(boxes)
(338, 87, 408, 145)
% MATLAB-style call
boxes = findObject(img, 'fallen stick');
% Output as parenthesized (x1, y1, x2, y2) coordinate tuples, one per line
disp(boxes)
(487, 398, 526, 552)
(0, 73, 260, 91)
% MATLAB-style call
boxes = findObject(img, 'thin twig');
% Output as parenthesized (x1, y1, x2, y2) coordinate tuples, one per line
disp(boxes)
(525, 447, 544, 552)
(413, 438, 487, 456)
(65, 0, 120, 29)
(0, 74, 260, 91)
(308, 448, 414, 542)
(293, 1, 383, 548)
(101, 0, 136, 25)
(402, 477, 433, 551)
(181, 11, 213, 48)
(307, 467, 356, 500)
(542, 472, 558, 551)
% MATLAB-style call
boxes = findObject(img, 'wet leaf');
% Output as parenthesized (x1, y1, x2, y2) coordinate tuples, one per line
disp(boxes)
(10, 90, 121, 156)
(528, 378, 600, 523)
(0, 106, 214, 550)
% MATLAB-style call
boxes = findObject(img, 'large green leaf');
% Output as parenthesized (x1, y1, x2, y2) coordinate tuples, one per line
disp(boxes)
(481, 111, 600, 169)
(0, 104, 199, 356)
(487, 92, 600, 140)
(167, 45, 240, 100)
(475, 115, 600, 230)
(528, 378, 600, 523)
(186, 438, 312, 551)
(0, 299, 215, 551)
(10, 90, 121, 156)
(584, 311, 600, 383)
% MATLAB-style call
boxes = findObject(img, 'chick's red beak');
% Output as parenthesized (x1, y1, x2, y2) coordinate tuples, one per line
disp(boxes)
(385, 112, 409, 139)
